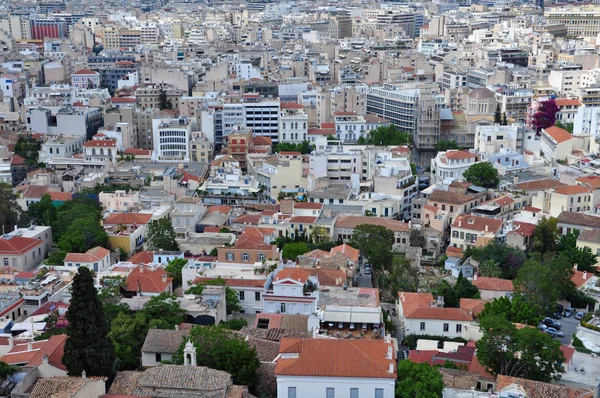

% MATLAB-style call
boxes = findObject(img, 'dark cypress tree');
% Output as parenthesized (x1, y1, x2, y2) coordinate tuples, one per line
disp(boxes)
(502, 112, 508, 126)
(63, 267, 115, 377)
(494, 104, 502, 124)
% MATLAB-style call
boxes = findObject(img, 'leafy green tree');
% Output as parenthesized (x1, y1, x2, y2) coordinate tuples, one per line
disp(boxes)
(377, 256, 418, 301)
(108, 312, 148, 370)
(141, 292, 186, 329)
(98, 281, 130, 325)
(158, 86, 172, 110)
(514, 254, 574, 314)
(350, 224, 394, 271)
(454, 272, 480, 300)
(47, 250, 67, 265)
(409, 228, 425, 248)
(532, 216, 558, 254)
(554, 120, 574, 134)
(494, 103, 502, 124)
(395, 360, 444, 398)
(282, 242, 310, 260)
(0, 183, 21, 234)
(173, 326, 260, 388)
(53, 198, 102, 243)
(219, 318, 248, 330)
(208, 248, 218, 256)
(434, 272, 479, 308)
(479, 295, 542, 325)
(14, 136, 40, 166)
(146, 218, 179, 251)
(164, 258, 188, 288)
(462, 162, 500, 188)
(219, 227, 230, 233)
(365, 125, 411, 146)
(502, 113, 508, 126)
(63, 267, 115, 377)
(57, 216, 108, 253)
(434, 280, 458, 308)
(435, 140, 459, 152)
(0, 361, 18, 378)
(557, 231, 597, 272)
(476, 313, 564, 382)
(273, 141, 312, 154)
(468, 240, 526, 279)
(27, 194, 57, 226)
(478, 260, 501, 278)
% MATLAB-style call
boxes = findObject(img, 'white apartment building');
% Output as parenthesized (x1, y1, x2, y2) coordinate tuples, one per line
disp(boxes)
(309, 138, 365, 182)
(83, 134, 117, 165)
(279, 103, 308, 143)
(39, 135, 86, 163)
(431, 150, 484, 186)
(244, 98, 280, 143)
(574, 105, 600, 138)
(474, 124, 521, 155)
(548, 69, 598, 96)
(231, 59, 263, 80)
(152, 117, 194, 161)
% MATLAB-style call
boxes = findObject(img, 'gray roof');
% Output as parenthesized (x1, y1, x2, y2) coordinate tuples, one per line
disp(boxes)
(134, 365, 232, 396)
(141, 329, 189, 354)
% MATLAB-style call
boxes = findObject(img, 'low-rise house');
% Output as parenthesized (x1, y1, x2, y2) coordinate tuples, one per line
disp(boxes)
(263, 269, 319, 316)
(534, 184, 595, 217)
(450, 215, 503, 251)
(141, 328, 189, 367)
(471, 275, 514, 300)
(103, 212, 152, 257)
(217, 235, 279, 264)
(577, 229, 600, 266)
(63, 247, 111, 272)
(0, 235, 45, 271)
(275, 338, 397, 398)
(397, 292, 474, 338)
(539, 125, 573, 162)
(426, 183, 488, 224)
(17, 376, 106, 398)
(0, 334, 67, 377)
(505, 221, 536, 251)
(121, 265, 173, 297)
(99, 190, 140, 212)
(334, 216, 409, 252)
(471, 195, 515, 220)
(171, 196, 206, 235)
(557, 211, 600, 235)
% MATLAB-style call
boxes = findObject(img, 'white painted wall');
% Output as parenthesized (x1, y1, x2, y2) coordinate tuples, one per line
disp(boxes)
(404, 318, 466, 338)
(277, 375, 396, 398)
(141, 351, 175, 367)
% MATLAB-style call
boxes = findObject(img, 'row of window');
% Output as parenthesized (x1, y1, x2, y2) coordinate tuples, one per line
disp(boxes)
(289, 387, 384, 398)
(420, 321, 462, 333)
(238, 291, 261, 301)
(225, 252, 266, 262)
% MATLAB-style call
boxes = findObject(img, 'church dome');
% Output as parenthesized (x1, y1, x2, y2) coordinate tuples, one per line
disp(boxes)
(469, 87, 495, 99)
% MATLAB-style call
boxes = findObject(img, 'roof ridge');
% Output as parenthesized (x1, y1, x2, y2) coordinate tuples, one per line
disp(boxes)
(348, 339, 391, 374)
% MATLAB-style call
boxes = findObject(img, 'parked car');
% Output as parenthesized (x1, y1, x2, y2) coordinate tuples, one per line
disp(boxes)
(546, 311, 562, 320)
(364, 266, 371, 275)
(563, 308, 575, 317)
(543, 317, 561, 330)
(545, 327, 565, 338)
(575, 311, 585, 320)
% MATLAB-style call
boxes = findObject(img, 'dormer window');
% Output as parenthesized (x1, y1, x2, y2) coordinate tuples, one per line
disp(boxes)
(468, 219, 475, 224)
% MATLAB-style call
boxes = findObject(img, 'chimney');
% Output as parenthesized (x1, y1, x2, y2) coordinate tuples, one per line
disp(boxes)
(139, 265, 144, 273)
(474, 274, 478, 281)
(162, 273, 168, 283)
(82, 370, 86, 379)
(388, 363, 394, 374)
(583, 271, 587, 280)
(27, 342, 32, 351)
(485, 225, 489, 232)
(42, 354, 48, 365)
(386, 346, 393, 360)
(8, 335, 13, 350)
(458, 220, 462, 227)
(574, 264, 578, 271)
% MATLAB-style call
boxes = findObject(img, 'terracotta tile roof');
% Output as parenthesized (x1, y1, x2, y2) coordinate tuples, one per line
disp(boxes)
(407, 350, 438, 364)
(459, 298, 487, 316)
(308, 128, 335, 135)
(111, 97, 137, 104)
(554, 185, 592, 195)
(124, 266, 172, 293)
(254, 313, 283, 329)
(11, 155, 25, 165)
(83, 139, 117, 147)
(280, 103, 304, 109)
(522, 206, 541, 212)
(555, 99, 582, 107)
(572, 269, 591, 289)
(308, 269, 346, 286)
(364, 114, 390, 124)
(472, 276, 514, 292)
(18, 185, 50, 198)
(423, 204, 439, 213)
(301, 249, 330, 259)
(244, 227, 276, 238)
(29, 377, 92, 398)
(496, 375, 593, 398)
(64, 246, 110, 263)
(560, 345, 575, 364)
(576, 175, 600, 189)
(513, 179, 567, 192)
(330, 244, 359, 263)
(0, 298, 24, 318)
(444, 150, 478, 160)
(129, 251, 153, 265)
(289, 216, 317, 224)
(335, 216, 409, 233)
(193, 277, 265, 288)
(468, 355, 494, 380)
(321, 123, 335, 129)
(452, 215, 503, 233)
(558, 212, 600, 228)
(446, 246, 464, 258)
(254, 136, 273, 147)
(203, 226, 221, 233)
(73, 68, 98, 75)
(1, 334, 67, 370)
(429, 190, 478, 205)
(233, 236, 276, 251)
(123, 148, 151, 155)
(398, 292, 473, 321)
(276, 338, 396, 378)
(488, 195, 514, 206)
(578, 229, 600, 244)
(509, 221, 536, 238)
(232, 214, 260, 225)
(434, 346, 476, 364)
(274, 268, 310, 284)
(104, 212, 152, 225)
(293, 202, 323, 210)
(30, 301, 69, 316)
(47, 191, 73, 201)
(0, 236, 42, 254)
(543, 126, 572, 144)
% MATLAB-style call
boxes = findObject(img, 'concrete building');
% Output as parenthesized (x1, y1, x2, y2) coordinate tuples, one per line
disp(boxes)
(152, 117, 194, 161)
(70, 69, 100, 89)
(545, 6, 600, 37)
(540, 126, 573, 162)
(279, 103, 308, 143)
(26, 106, 103, 138)
(431, 150, 484, 186)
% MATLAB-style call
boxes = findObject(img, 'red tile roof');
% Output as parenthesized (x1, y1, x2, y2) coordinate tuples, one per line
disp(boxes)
(576, 175, 600, 189)
(124, 266, 172, 293)
(233, 236, 276, 251)
(123, 148, 151, 155)
(232, 214, 260, 225)
(104, 213, 152, 225)
(543, 126, 572, 144)
(0, 237, 42, 254)
(48, 191, 73, 202)
(554, 185, 592, 195)
(10, 155, 25, 165)
(330, 244, 359, 263)
(522, 206, 541, 212)
(274, 268, 311, 284)
(193, 277, 266, 288)
(509, 221, 536, 238)
(408, 350, 438, 365)
(83, 139, 117, 147)
(1, 334, 67, 371)
(398, 292, 473, 321)
(281, 103, 304, 109)
(555, 99, 582, 107)
(129, 251, 153, 265)
(276, 338, 396, 378)
(444, 150, 477, 160)
(335, 216, 409, 233)
(459, 298, 487, 317)
(472, 276, 514, 292)
(289, 216, 317, 224)
(64, 247, 110, 263)
(572, 269, 591, 289)
(72, 68, 98, 75)
(293, 202, 323, 210)
(308, 269, 346, 286)
(254, 136, 273, 147)
(452, 215, 503, 233)
(513, 179, 567, 191)
(496, 375, 593, 398)
(207, 205, 232, 215)
(446, 246, 464, 258)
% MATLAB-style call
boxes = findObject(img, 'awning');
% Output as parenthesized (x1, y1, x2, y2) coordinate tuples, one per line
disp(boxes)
(350, 308, 382, 324)
(322, 309, 351, 323)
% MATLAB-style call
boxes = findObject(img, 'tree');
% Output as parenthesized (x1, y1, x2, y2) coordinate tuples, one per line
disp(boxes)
(47, 250, 67, 265)
(494, 103, 502, 124)
(395, 360, 444, 398)
(146, 218, 179, 251)
(158, 86, 172, 110)
(173, 326, 260, 388)
(476, 313, 564, 382)
(57, 216, 108, 253)
(435, 140, 459, 152)
(63, 267, 115, 377)
(273, 141, 312, 154)
(434, 272, 479, 308)
(282, 242, 310, 260)
(532, 99, 560, 132)
(14, 136, 40, 166)
(187, 277, 241, 314)
(364, 125, 411, 146)
(219, 227, 230, 233)
(532, 216, 558, 254)
(479, 295, 542, 326)
(554, 120, 574, 134)
(27, 194, 57, 227)
(435, 280, 458, 308)
(557, 231, 597, 272)
(219, 318, 248, 330)
(310, 225, 330, 245)
(350, 224, 394, 271)
(53, 198, 103, 243)
(164, 258, 188, 288)
(462, 162, 500, 188)
(409, 228, 425, 248)
(0, 183, 21, 234)
(501, 113, 508, 126)
(108, 312, 148, 370)
(377, 257, 418, 301)
(468, 240, 526, 279)
(141, 292, 186, 329)
(0, 361, 18, 378)
(478, 260, 501, 278)
(454, 271, 480, 300)
(97, 280, 130, 325)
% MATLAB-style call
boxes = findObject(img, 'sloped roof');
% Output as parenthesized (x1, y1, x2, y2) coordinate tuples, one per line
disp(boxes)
(335, 216, 409, 232)
(0, 236, 42, 254)
(398, 292, 473, 321)
(64, 246, 110, 263)
(129, 251, 154, 265)
(274, 268, 310, 284)
(513, 179, 567, 191)
(452, 214, 503, 233)
(330, 244, 359, 263)
(558, 212, 600, 228)
(496, 375, 593, 398)
(141, 329, 188, 354)
(124, 267, 172, 293)
(104, 212, 152, 225)
(472, 276, 514, 292)
(543, 126, 572, 144)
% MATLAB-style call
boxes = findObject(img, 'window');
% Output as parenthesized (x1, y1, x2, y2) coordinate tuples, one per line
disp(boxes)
(375, 389, 384, 398)
(2, 258, 7, 266)
(326, 388, 335, 398)
(288, 387, 296, 398)
(242, 253, 249, 261)
(280, 303, 286, 313)
(258, 254, 265, 261)
(155, 353, 162, 362)
(226, 253, 234, 261)
(350, 388, 358, 398)
(456, 324, 462, 333)
(420, 322, 425, 331)
(443, 323, 449, 332)
(239, 291, 245, 301)
(255, 292, 261, 301)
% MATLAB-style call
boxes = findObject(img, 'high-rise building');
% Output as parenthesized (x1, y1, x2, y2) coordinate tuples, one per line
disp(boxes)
(30, 18, 68, 40)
